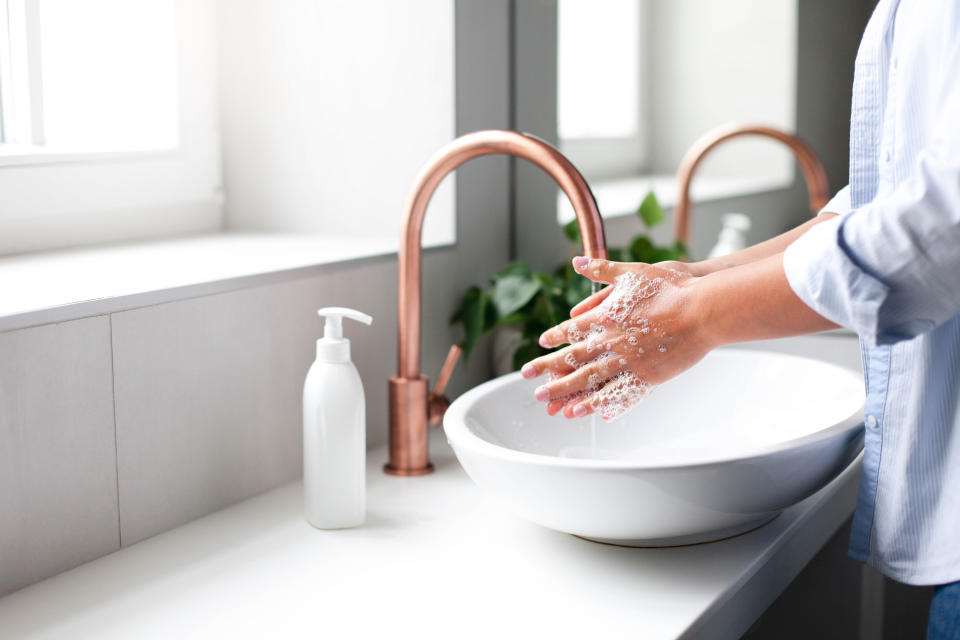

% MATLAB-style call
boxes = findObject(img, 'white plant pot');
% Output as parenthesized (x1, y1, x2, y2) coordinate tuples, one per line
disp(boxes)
(491, 326, 525, 377)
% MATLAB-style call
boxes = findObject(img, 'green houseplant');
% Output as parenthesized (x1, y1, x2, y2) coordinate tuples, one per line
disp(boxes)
(451, 191, 687, 371)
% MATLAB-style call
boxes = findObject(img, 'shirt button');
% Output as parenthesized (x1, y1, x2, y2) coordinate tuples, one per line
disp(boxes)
(866, 415, 878, 429)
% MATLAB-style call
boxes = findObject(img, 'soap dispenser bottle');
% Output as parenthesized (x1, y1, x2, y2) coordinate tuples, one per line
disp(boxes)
(303, 307, 373, 529)
(708, 212, 752, 259)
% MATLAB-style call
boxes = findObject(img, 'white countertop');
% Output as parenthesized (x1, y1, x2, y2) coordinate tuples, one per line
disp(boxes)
(0, 432, 860, 640)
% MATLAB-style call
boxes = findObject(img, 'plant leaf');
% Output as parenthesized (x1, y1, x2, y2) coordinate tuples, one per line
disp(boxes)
(459, 286, 487, 360)
(497, 312, 526, 326)
(483, 293, 499, 331)
(512, 339, 545, 373)
(534, 272, 560, 297)
(492, 274, 541, 318)
(607, 247, 626, 262)
(495, 261, 533, 280)
(567, 279, 593, 309)
(531, 292, 558, 328)
(629, 235, 656, 263)
(637, 191, 665, 227)
(562, 219, 581, 244)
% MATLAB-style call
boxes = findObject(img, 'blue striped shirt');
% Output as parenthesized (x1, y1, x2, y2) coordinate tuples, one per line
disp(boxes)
(783, 0, 960, 585)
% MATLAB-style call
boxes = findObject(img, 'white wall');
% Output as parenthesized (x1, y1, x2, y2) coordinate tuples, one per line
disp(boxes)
(217, 0, 456, 247)
(648, 0, 798, 180)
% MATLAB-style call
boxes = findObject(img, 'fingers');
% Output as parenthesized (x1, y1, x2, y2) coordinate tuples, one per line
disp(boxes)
(548, 392, 592, 418)
(538, 312, 606, 348)
(533, 355, 623, 402)
(563, 399, 593, 419)
(570, 285, 612, 317)
(571, 256, 637, 284)
(546, 399, 566, 416)
(521, 340, 602, 380)
(538, 322, 570, 349)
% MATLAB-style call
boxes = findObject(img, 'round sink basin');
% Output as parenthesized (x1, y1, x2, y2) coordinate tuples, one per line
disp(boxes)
(443, 348, 865, 546)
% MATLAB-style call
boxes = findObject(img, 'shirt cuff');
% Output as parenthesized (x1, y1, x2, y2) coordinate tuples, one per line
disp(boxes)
(817, 185, 852, 217)
(783, 215, 890, 344)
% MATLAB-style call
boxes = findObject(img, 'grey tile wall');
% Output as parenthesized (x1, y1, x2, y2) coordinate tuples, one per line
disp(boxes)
(111, 281, 311, 546)
(0, 318, 119, 597)
(0, 263, 405, 593)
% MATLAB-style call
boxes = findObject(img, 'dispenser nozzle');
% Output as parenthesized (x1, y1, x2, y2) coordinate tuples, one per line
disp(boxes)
(317, 307, 373, 340)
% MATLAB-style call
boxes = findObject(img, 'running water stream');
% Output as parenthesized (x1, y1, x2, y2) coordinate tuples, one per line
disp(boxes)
(589, 281, 602, 456)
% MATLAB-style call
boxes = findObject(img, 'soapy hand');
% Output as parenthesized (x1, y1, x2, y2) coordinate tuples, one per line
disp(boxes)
(521, 257, 714, 420)
(565, 259, 703, 319)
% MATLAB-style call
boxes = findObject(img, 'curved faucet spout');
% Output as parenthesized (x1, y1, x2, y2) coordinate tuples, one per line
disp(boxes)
(387, 129, 607, 476)
(673, 123, 830, 246)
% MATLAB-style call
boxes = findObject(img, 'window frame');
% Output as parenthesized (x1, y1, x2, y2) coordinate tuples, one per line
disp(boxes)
(0, 0, 45, 147)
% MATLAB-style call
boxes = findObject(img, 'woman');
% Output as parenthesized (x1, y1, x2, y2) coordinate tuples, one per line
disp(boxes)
(523, 1, 960, 636)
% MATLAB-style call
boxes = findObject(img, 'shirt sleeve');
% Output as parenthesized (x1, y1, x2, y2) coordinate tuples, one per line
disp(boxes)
(818, 185, 852, 217)
(783, 53, 960, 346)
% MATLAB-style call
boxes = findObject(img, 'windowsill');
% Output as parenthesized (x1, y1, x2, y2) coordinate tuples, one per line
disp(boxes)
(2, 172, 793, 334)
(0, 144, 180, 168)
(557, 173, 793, 223)
(0, 233, 402, 333)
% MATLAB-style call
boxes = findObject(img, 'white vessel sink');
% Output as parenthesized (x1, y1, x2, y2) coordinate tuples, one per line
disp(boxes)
(444, 348, 865, 546)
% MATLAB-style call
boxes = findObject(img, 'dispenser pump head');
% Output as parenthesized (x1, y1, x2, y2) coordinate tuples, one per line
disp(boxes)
(316, 307, 373, 362)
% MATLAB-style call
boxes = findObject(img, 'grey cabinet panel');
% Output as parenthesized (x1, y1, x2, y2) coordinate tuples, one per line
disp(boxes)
(0, 317, 119, 596)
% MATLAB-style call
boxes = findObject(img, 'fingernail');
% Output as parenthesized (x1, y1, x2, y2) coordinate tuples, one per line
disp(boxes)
(534, 386, 550, 402)
(572, 256, 589, 270)
(520, 363, 537, 379)
(539, 333, 551, 348)
(573, 404, 588, 417)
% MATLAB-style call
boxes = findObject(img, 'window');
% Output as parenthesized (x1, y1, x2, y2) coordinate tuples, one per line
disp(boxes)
(0, 0, 178, 153)
(0, 0, 453, 256)
(557, 0, 646, 180)
(0, 0, 221, 256)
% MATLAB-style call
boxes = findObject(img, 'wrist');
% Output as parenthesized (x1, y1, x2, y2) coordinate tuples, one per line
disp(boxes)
(658, 260, 719, 277)
(677, 274, 727, 352)
(687, 259, 724, 277)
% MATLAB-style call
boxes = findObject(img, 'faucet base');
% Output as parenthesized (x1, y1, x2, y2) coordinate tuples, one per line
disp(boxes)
(386, 375, 433, 475)
(383, 462, 434, 476)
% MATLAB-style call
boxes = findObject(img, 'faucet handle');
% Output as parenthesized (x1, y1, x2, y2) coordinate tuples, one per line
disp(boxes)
(432, 344, 461, 397)
(428, 344, 462, 426)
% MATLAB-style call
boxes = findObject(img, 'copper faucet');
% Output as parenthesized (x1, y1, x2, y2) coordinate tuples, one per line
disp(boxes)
(673, 123, 830, 245)
(386, 130, 607, 476)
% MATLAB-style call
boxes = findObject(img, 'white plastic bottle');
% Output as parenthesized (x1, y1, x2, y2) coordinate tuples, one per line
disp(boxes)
(707, 212, 752, 259)
(303, 307, 373, 529)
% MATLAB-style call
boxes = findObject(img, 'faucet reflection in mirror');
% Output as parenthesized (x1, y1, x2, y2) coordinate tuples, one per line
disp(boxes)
(672, 123, 831, 245)
(386, 130, 608, 475)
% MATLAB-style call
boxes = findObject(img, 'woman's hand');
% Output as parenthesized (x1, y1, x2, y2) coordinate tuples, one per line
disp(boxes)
(520, 257, 718, 420)
(567, 259, 706, 318)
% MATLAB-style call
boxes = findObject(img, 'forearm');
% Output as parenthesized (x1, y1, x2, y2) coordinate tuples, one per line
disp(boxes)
(690, 252, 839, 347)
(687, 213, 838, 276)
(529, 253, 839, 418)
